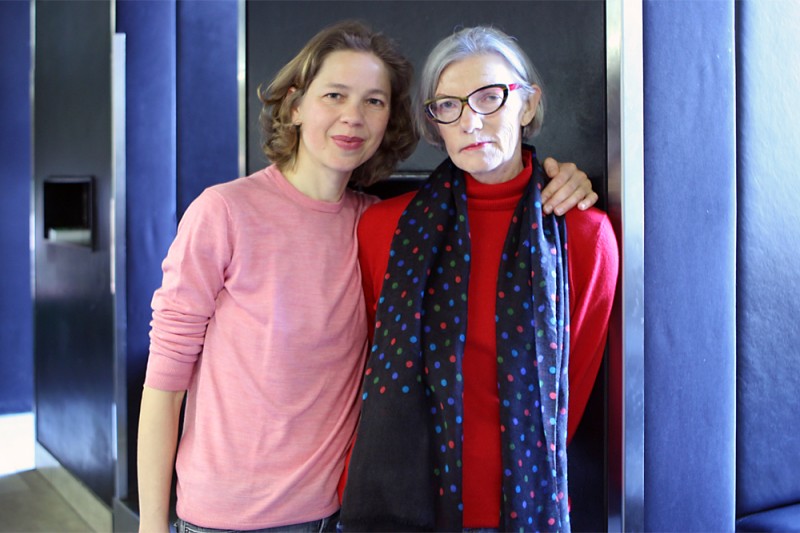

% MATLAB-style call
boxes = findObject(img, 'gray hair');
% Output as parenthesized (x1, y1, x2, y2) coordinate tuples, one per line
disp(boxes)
(415, 26, 545, 150)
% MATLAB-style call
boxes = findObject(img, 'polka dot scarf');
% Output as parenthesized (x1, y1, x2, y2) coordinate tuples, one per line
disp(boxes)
(342, 149, 570, 532)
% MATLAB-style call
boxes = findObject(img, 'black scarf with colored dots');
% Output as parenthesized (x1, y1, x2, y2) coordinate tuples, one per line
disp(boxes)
(342, 148, 571, 533)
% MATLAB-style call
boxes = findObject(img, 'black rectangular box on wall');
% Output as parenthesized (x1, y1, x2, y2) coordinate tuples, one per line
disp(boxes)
(43, 176, 94, 248)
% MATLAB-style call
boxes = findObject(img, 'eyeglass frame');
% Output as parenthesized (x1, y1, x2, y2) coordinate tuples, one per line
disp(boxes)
(423, 83, 526, 124)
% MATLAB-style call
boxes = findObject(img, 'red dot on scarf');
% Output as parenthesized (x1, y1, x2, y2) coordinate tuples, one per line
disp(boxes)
(448, 440, 455, 449)
(437, 224, 444, 231)
(365, 368, 372, 375)
(511, 512, 518, 519)
(414, 312, 421, 319)
(445, 245, 453, 252)
(380, 386, 386, 394)
(507, 374, 514, 382)
(455, 275, 462, 283)
(517, 325, 524, 333)
(390, 338, 396, 345)
(531, 223, 538, 229)
(524, 409, 531, 416)
(550, 342, 557, 349)
(449, 355, 456, 363)
(499, 291, 506, 298)
(548, 518, 556, 526)
(428, 288, 436, 295)
(444, 182, 451, 188)
(401, 290, 407, 298)
(375, 321, 382, 328)
(440, 322, 447, 329)
(406, 361, 413, 368)
(412, 246, 419, 254)
(549, 392, 557, 400)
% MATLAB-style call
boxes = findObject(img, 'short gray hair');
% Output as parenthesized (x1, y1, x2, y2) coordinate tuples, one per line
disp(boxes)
(416, 26, 545, 150)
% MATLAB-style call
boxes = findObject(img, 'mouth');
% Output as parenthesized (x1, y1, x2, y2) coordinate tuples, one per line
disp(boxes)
(332, 135, 365, 150)
(461, 141, 492, 152)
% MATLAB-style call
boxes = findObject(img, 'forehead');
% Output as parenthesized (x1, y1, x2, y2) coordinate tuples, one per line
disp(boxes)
(435, 53, 516, 94)
(313, 50, 391, 92)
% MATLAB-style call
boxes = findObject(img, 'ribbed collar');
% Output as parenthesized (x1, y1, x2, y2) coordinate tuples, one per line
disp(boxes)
(464, 150, 533, 210)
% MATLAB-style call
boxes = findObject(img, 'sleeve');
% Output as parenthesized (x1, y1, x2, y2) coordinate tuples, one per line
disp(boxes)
(144, 189, 233, 391)
(356, 209, 383, 347)
(566, 211, 620, 442)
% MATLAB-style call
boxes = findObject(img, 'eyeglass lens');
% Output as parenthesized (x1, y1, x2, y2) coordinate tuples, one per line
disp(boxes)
(427, 85, 508, 123)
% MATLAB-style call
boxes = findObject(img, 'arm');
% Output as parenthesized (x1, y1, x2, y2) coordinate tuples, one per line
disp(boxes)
(137, 386, 186, 533)
(541, 157, 600, 216)
(565, 212, 619, 441)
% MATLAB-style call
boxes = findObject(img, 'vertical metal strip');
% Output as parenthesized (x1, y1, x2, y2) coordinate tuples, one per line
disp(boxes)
(112, 31, 128, 501)
(606, 0, 645, 531)
(237, 0, 247, 177)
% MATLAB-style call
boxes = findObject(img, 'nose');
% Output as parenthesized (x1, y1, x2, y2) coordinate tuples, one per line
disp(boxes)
(340, 100, 365, 125)
(458, 104, 482, 132)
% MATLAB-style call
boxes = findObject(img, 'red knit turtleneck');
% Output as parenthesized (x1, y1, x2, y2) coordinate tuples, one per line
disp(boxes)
(351, 152, 619, 527)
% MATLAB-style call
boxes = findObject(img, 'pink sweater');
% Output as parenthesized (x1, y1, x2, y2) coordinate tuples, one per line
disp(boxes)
(145, 165, 377, 529)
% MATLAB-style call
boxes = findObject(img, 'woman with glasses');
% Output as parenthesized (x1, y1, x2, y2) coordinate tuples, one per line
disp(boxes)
(340, 26, 619, 532)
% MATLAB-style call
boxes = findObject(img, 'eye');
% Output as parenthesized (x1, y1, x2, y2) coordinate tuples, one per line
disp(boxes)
(436, 99, 459, 110)
(366, 97, 386, 108)
(323, 92, 344, 101)
(479, 93, 503, 104)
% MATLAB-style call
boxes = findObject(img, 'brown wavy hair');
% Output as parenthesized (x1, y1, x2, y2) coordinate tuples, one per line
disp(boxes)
(258, 20, 418, 187)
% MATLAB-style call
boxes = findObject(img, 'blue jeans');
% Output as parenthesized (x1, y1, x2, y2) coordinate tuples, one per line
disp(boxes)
(175, 511, 339, 533)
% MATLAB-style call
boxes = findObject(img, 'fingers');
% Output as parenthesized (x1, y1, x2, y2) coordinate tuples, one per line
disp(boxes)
(540, 158, 578, 207)
(541, 160, 591, 215)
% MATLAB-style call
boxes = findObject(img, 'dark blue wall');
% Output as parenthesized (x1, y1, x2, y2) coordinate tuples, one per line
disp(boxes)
(735, 0, 800, 527)
(0, 0, 33, 416)
(116, 0, 239, 508)
(643, 1, 737, 531)
(176, 0, 240, 218)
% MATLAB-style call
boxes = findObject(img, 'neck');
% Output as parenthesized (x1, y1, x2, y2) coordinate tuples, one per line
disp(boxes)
(281, 161, 349, 203)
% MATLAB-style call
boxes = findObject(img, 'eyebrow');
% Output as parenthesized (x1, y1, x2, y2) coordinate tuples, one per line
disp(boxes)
(323, 82, 389, 98)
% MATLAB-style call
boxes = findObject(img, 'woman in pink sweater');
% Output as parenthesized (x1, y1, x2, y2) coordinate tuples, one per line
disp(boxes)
(137, 20, 596, 533)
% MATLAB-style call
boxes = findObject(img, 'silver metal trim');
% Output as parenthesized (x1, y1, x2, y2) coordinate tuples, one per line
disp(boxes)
(237, 0, 247, 177)
(112, 32, 128, 500)
(606, 0, 645, 531)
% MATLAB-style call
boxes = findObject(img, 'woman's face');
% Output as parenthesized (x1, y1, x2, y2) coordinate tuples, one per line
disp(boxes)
(291, 50, 391, 184)
(434, 53, 540, 184)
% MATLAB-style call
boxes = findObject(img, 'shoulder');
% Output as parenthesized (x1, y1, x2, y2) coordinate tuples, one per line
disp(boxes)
(564, 207, 617, 248)
(359, 191, 417, 235)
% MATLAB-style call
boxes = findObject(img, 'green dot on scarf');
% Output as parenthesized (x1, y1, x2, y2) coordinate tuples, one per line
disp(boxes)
(507, 308, 514, 315)
(497, 356, 504, 364)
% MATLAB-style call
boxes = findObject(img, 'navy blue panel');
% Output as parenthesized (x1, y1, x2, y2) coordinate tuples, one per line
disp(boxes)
(0, 0, 33, 415)
(643, 1, 736, 531)
(737, 505, 800, 533)
(116, 0, 178, 501)
(176, 0, 239, 218)
(735, 0, 800, 519)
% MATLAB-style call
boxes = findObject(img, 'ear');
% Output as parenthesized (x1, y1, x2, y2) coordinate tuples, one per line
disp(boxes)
(520, 84, 541, 128)
(288, 87, 301, 126)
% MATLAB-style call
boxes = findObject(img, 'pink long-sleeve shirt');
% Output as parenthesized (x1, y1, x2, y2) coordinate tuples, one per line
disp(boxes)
(145, 165, 376, 529)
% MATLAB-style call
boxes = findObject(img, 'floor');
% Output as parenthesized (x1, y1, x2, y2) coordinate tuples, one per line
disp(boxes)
(0, 413, 95, 533)
(0, 470, 94, 532)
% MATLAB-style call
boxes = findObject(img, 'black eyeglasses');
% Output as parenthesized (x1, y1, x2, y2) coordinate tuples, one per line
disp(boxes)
(424, 83, 524, 124)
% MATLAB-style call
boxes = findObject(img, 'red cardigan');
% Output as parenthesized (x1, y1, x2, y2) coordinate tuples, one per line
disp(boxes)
(350, 164, 619, 527)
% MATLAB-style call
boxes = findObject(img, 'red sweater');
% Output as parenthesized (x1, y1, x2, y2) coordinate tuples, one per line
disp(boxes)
(354, 163, 619, 527)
